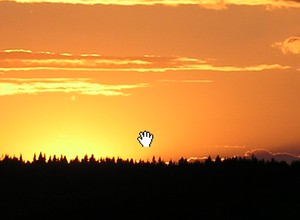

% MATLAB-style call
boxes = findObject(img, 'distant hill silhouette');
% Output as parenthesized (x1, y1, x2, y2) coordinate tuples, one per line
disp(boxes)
(0, 153, 300, 219)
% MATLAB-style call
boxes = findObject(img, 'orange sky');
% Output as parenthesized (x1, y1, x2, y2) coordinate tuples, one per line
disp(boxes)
(0, 1, 300, 162)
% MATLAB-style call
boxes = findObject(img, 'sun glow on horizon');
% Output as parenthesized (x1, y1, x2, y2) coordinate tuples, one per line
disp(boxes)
(1, 134, 124, 162)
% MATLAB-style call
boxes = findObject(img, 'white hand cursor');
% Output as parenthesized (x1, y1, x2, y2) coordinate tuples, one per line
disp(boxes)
(137, 131, 153, 147)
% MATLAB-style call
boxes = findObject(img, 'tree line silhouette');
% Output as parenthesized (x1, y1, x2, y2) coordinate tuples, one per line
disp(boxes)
(2, 152, 300, 166)
(1, 153, 300, 219)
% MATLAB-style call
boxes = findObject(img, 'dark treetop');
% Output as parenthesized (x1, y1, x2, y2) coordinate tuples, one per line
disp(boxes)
(1, 153, 300, 220)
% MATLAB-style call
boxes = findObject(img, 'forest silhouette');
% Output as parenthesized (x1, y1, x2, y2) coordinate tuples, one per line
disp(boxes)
(1, 153, 300, 219)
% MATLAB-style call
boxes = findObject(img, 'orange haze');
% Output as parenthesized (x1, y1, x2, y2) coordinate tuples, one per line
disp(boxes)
(0, 1, 300, 162)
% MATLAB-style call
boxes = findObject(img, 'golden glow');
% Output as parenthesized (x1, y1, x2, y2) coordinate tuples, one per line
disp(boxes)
(4, 0, 300, 9)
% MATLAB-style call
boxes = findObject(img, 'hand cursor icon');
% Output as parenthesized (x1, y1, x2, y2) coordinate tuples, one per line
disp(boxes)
(137, 131, 153, 147)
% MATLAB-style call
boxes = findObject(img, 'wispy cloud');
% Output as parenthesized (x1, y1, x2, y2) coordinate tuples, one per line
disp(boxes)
(159, 79, 214, 83)
(4, 0, 300, 9)
(0, 78, 148, 96)
(187, 156, 226, 163)
(272, 37, 300, 55)
(244, 149, 300, 164)
(187, 148, 300, 164)
(0, 50, 289, 72)
(214, 145, 246, 149)
(187, 156, 209, 163)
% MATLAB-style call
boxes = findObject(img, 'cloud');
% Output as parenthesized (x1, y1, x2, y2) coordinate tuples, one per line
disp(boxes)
(187, 156, 208, 163)
(159, 79, 214, 83)
(184, 148, 300, 164)
(213, 145, 246, 149)
(0, 78, 148, 96)
(272, 37, 300, 55)
(244, 149, 300, 164)
(231, 0, 300, 9)
(0, 49, 289, 73)
(187, 156, 226, 163)
(4, 0, 300, 9)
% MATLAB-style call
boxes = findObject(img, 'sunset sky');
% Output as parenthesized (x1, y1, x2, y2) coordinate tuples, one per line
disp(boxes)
(1, 0, 300, 162)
